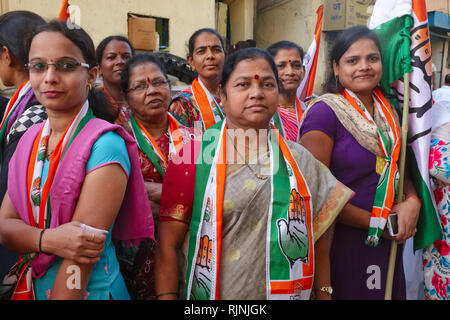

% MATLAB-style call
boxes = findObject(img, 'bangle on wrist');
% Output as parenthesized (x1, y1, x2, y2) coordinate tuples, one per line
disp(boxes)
(156, 291, 178, 299)
(39, 228, 46, 253)
(406, 195, 421, 206)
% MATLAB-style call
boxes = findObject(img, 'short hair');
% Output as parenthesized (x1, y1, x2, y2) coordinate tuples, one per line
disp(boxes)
(188, 28, 225, 57)
(121, 53, 169, 96)
(96, 35, 135, 65)
(267, 40, 304, 61)
(445, 74, 450, 85)
(220, 47, 278, 96)
(227, 39, 256, 55)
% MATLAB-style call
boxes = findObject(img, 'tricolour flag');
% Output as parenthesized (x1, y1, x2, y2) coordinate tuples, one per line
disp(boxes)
(58, 0, 70, 22)
(369, 0, 441, 251)
(296, 4, 323, 104)
(368, 0, 413, 95)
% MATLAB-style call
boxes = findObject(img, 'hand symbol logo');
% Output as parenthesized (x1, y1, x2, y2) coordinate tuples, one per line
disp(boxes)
(191, 235, 212, 300)
(277, 189, 309, 267)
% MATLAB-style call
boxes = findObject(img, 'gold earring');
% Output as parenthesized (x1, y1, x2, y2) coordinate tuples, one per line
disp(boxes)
(87, 83, 92, 91)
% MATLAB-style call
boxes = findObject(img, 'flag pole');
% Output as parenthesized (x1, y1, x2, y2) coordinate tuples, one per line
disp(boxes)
(385, 71, 410, 300)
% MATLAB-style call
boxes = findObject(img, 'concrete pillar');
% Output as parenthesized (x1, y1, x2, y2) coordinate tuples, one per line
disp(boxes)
(228, 0, 255, 44)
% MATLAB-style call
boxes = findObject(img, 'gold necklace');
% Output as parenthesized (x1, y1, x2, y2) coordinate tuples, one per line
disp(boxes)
(281, 104, 296, 112)
(227, 133, 268, 181)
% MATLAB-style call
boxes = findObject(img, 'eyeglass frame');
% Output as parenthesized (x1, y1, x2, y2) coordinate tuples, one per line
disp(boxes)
(126, 77, 170, 94)
(24, 60, 90, 73)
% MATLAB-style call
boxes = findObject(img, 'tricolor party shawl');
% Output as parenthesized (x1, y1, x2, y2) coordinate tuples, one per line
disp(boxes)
(191, 78, 224, 130)
(129, 113, 183, 178)
(341, 89, 401, 247)
(10, 102, 92, 299)
(28, 101, 92, 231)
(0, 81, 33, 157)
(8, 102, 155, 299)
(185, 121, 314, 300)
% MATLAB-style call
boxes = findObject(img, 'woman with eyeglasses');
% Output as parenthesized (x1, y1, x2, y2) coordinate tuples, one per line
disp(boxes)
(0, 20, 154, 300)
(121, 54, 201, 225)
(169, 28, 226, 132)
(96, 36, 135, 125)
(116, 54, 200, 299)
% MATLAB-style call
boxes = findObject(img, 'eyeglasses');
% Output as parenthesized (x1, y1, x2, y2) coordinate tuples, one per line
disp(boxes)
(127, 79, 169, 93)
(25, 60, 90, 73)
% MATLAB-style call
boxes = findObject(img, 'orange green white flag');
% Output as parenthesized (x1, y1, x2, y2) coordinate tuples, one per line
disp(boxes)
(58, 0, 70, 22)
(369, 0, 441, 251)
(296, 5, 323, 104)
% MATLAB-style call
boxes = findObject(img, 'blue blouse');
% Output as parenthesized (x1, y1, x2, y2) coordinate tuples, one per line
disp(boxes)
(34, 131, 131, 300)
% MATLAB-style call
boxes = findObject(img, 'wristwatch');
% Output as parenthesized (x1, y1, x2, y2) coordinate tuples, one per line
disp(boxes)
(319, 286, 333, 295)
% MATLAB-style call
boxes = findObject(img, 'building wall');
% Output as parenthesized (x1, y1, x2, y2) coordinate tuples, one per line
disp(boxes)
(255, 0, 328, 94)
(431, 37, 445, 88)
(426, 0, 450, 14)
(440, 39, 450, 87)
(426, 0, 450, 89)
(1, 0, 216, 59)
(227, 0, 255, 44)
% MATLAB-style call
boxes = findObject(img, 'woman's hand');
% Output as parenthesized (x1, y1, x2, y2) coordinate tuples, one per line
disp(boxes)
(391, 196, 421, 243)
(155, 221, 188, 300)
(42, 221, 106, 264)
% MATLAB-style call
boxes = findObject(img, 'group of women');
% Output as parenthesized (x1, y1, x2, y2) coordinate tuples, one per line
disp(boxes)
(0, 9, 447, 301)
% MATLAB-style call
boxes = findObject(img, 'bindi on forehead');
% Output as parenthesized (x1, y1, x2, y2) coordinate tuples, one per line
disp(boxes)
(234, 74, 274, 82)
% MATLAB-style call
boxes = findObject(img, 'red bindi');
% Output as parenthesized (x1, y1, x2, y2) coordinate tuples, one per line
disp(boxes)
(254, 74, 259, 80)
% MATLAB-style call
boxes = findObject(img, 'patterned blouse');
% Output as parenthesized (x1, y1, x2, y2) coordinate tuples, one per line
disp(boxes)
(277, 106, 300, 142)
(423, 132, 450, 300)
(169, 87, 222, 132)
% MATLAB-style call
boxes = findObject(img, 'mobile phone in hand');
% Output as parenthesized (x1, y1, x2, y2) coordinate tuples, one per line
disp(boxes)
(387, 213, 398, 237)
